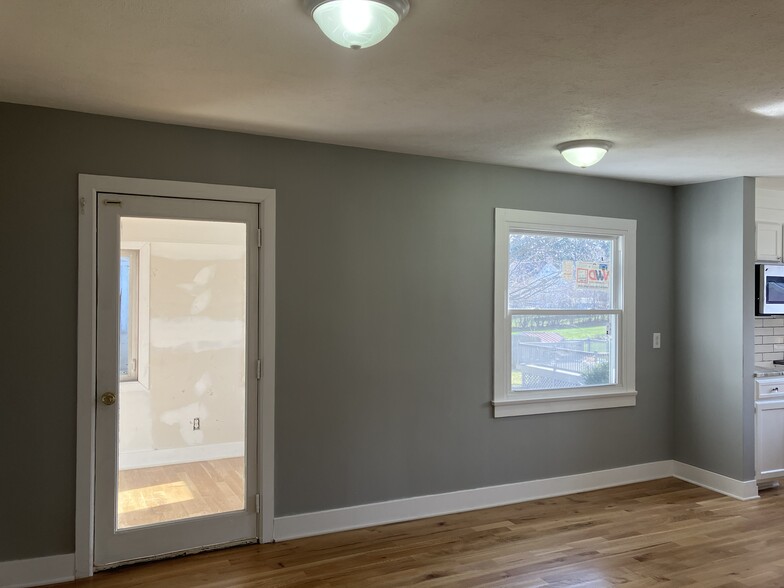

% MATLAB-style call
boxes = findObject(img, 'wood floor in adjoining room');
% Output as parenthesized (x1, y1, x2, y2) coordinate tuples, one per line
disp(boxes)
(55, 477, 784, 587)
(117, 457, 244, 528)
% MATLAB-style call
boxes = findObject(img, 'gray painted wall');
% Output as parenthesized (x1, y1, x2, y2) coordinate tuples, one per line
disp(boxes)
(0, 102, 675, 562)
(742, 179, 756, 482)
(673, 178, 756, 481)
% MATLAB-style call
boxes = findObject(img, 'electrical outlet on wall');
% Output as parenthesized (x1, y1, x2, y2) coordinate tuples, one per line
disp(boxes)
(192, 417, 200, 431)
(653, 333, 661, 349)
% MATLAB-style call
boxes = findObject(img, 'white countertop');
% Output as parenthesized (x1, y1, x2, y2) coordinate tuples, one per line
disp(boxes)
(754, 364, 784, 378)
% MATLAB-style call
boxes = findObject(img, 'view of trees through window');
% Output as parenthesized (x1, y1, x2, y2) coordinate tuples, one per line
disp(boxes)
(508, 233, 617, 391)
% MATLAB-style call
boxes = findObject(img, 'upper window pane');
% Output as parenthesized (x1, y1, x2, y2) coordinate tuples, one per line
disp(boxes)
(508, 233, 614, 310)
(119, 254, 131, 377)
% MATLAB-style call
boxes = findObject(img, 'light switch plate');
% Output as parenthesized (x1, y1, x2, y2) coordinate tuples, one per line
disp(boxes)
(653, 332, 661, 349)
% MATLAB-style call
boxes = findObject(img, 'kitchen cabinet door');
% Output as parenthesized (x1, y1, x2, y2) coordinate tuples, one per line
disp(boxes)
(756, 400, 784, 480)
(756, 221, 782, 262)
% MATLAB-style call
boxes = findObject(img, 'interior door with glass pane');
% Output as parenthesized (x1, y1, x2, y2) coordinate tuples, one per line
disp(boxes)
(95, 193, 259, 568)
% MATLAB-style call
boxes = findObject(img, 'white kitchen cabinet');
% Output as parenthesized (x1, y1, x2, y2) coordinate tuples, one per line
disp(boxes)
(756, 221, 782, 262)
(756, 377, 784, 481)
(757, 400, 784, 480)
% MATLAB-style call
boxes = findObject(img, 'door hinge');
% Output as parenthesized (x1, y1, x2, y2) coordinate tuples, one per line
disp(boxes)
(256, 359, 262, 380)
(257, 228, 262, 248)
(255, 494, 260, 513)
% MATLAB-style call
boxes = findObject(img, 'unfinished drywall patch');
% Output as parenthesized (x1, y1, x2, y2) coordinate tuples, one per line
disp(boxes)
(118, 217, 247, 469)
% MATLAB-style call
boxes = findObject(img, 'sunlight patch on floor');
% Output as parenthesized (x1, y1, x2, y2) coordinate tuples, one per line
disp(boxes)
(115, 458, 245, 529)
(118, 480, 194, 514)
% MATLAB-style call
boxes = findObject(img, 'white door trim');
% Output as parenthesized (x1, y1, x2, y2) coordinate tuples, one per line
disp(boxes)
(76, 175, 276, 578)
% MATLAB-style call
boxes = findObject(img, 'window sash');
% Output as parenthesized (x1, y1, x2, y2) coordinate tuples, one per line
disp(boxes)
(507, 310, 621, 393)
(118, 243, 150, 390)
(507, 231, 621, 312)
(119, 249, 139, 383)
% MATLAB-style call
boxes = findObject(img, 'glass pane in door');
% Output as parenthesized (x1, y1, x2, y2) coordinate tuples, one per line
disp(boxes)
(116, 217, 247, 530)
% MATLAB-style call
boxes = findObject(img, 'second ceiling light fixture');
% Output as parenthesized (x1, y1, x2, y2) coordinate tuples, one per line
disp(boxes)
(556, 140, 614, 168)
(305, 1, 614, 171)
(305, 0, 410, 49)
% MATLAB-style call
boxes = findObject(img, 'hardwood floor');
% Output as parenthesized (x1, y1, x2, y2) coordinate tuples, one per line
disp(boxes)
(53, 477, 784, 587)
(117, 458, 244, 528)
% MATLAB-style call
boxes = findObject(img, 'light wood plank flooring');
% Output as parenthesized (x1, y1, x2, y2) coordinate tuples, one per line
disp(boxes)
(54, 477, 784, 586)
(117, 458, 244, 528)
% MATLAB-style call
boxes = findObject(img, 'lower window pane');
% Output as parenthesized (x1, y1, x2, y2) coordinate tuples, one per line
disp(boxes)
(511, 314, 616, 391)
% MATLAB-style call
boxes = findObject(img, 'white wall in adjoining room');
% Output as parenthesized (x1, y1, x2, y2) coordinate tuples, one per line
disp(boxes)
(118, 217, 247, 470)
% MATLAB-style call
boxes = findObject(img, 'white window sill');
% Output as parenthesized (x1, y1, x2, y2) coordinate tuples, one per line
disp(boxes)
(493, 388, 637, 417)
(119, 380, 149, 394)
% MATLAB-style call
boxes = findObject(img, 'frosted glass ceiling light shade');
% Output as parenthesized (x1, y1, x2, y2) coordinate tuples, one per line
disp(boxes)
(306, 0, 410, 49)
(557, 140, 613, 168)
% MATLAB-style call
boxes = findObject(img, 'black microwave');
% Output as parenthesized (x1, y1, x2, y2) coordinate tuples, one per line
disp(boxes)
(757, 264, 784, 315)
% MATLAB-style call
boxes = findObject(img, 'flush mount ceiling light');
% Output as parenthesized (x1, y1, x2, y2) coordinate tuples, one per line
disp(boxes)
(556, 140, 614, 168)
(305, 0, 410, 49)
(751, 100, 784, 118)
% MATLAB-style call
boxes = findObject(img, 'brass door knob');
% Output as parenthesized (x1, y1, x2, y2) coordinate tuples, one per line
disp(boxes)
(100, 392, 117, 406)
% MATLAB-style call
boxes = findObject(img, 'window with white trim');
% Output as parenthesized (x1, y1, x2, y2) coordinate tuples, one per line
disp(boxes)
(119, 249, 139, 381)
(119, 242, 150, 390)
(493, 209, 636, 417)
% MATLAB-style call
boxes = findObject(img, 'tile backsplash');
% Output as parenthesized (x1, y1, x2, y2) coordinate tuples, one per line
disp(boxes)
(755, 317, 784, 363)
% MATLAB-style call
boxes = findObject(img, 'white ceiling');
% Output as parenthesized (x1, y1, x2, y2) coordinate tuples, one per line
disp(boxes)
(2, 0, 784, 185)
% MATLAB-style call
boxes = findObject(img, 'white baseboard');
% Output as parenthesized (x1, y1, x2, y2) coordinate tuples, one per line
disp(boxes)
(118, 441, 244, 470)
(0, 553, 74, 588)
(273, 460, 674, 541)
(672, 461, 759, 501)
(274, 460, 762, 542)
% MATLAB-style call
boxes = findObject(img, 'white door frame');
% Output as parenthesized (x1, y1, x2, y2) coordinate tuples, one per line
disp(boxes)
(76, 174, 275, 578)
